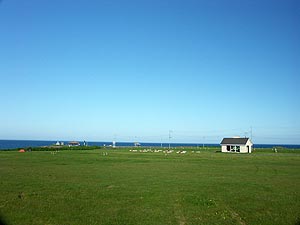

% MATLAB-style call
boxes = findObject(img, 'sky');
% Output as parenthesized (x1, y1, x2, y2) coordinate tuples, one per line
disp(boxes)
(0, 0, 299, 144)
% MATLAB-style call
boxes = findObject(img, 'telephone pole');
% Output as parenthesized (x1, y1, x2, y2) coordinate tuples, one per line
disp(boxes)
(168, 130, 172, 149)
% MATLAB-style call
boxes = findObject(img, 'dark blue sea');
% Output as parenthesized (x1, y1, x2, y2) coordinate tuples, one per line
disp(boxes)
(0, 140, 299, 150)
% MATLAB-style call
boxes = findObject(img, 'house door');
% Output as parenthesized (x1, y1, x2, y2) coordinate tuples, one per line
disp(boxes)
(247, 146, 250, 153)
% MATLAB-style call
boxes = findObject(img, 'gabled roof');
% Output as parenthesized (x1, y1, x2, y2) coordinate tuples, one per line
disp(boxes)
(68, 141, 80, 144)
(220, 138, 249, 145)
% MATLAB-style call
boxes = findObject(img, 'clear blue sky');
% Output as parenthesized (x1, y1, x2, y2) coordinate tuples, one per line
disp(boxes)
(0, 0, 299, 144)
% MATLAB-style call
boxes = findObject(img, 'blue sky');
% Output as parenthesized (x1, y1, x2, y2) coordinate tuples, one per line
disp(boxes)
(0, 0, 299, 144)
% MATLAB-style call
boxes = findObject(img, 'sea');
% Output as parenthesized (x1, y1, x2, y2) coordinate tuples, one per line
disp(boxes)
(0, 140, 299, 150)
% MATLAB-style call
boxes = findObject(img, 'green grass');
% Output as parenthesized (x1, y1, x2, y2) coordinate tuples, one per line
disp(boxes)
(0, 149, 299, 225)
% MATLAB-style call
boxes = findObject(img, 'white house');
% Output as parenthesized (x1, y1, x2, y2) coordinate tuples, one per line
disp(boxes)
(68, 141, 80, 147)
(220, 137, 253, 153)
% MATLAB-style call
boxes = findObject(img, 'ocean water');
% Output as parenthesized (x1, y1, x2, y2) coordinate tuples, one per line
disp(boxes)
(0, 140, 299, 150)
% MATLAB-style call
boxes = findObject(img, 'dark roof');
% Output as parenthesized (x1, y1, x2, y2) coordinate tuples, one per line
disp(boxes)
(220, 138, 249, 145)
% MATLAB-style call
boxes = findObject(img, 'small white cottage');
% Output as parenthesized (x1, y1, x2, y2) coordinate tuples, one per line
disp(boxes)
(220, 137, 253, 153)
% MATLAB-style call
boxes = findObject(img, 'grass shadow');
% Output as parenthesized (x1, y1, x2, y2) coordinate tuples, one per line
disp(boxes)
(0, 215, 8, 225)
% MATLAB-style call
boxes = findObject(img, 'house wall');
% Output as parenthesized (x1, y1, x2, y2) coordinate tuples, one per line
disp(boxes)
(221, 144, 250, 153)
(246, 139, 253, 153)
(221, 145, 227, 152)
(240, 145, 248, 153)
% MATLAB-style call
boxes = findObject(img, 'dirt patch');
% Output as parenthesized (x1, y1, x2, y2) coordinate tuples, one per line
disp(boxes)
(228, 208, 246, 225)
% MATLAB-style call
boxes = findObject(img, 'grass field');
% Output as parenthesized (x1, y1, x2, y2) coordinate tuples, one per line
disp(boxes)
(0, 148, 299, 225)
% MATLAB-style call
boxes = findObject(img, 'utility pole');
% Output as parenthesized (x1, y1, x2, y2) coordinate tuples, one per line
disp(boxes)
(113, 134, 116, 148)
(168, 130, 172, 149)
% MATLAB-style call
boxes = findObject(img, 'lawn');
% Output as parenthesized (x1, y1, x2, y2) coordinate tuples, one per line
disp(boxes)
(0, 148, 299, 225)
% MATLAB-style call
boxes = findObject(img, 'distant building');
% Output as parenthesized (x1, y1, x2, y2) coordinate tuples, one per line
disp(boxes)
(55, 141, 64, 146)
(134, 142, 141, 147)
(68, 141, 80, 147)
(220, 137, 253, 153)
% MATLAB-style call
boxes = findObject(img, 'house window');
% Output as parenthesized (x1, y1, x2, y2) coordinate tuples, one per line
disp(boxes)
(227, 145, 230, 151)
(230, 146, 240, 152)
